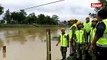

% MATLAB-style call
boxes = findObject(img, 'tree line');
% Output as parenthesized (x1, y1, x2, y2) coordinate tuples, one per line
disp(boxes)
(0, 9, 59, 25)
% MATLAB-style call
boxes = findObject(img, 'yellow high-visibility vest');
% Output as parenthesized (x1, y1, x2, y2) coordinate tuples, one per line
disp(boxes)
(83, 22, 92, 33)
(60, 33, 68, 47)
(69, 24, 77, 39)
(97, 19, 107, 45)
(70, 24, 77, 29)
(90, 28, 96, 43)
(75, 30, 85, 44)
(69, 30, 72, 39)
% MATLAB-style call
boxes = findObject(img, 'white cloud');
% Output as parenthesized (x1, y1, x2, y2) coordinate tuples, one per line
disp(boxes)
(0, 0, 98, 21)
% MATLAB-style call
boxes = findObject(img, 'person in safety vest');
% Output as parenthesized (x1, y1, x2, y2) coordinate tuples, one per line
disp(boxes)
(56, 28, 69, 60)
(90, 18, 98, 43)
(74, 20, 86, 60)
(83, 16, 92, 45)
(89, 8, 107, 60)
(88, 18, 98, 60)
(69, 18, 75, 27)
(69, 18, 76, 39)
(69, 18, 77, 56)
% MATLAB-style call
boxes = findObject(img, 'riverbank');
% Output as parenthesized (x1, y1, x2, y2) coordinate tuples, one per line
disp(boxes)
(0, 24, 66, 28)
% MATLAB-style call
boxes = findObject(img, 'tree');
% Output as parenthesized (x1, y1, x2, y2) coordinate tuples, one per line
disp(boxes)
(36, 14, 59, 25)
(52, 15, 59, 21)
(0, 20, 5, 24)
(11, 10, 27, 24)
(25, 13, 37, 24)
(19, 10, 27, 24)
(45, 16, 52, 25)
(67, 20, 70, 26)
(11, 12, 19, 24)
(5, 10, 59, 25)
(3, 9, 11, 24)
(0, 5, 3, 15)
(52, 15, 59, 25)
(89, 13, 97, 18)
(37, 14, 45, 24)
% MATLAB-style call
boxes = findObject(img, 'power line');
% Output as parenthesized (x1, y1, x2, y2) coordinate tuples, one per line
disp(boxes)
(18, 0, 64, 11)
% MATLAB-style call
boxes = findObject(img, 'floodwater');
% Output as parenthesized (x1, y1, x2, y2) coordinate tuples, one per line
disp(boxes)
(0, 27, 70, 60)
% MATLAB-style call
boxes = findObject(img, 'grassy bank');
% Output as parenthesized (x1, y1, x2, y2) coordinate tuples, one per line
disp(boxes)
(0, 24, 65, 28)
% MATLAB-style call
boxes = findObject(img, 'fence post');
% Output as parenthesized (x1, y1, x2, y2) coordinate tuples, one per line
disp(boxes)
(46, 29, 51, 60)
(3, 46, 6, 58)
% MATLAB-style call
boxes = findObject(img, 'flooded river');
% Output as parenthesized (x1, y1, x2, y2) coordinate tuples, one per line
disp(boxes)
(0, 27, 70, 60)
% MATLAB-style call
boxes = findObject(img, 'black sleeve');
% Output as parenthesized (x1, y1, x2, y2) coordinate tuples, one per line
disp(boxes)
(67, 34, 69, 47)
(67, 34, 69, 41)
(95, 22, 106, 38)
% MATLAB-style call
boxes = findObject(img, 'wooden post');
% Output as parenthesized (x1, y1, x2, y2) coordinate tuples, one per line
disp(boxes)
(46, 29, 51, 60)
(3, 46, 6, 53)
(3, 46, 6, 58)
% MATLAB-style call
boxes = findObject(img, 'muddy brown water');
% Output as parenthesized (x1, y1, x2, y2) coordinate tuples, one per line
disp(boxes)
(0, 28, 70, 60)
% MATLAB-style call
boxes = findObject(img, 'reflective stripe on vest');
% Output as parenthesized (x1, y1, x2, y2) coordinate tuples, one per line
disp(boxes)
(75, 30, 85, 44)
(69, 30, 72, 39)
(83, 22, 92, 33)
(90, 28, 96, 43)
(70, 24, 77, 30)
(97, 19, 107, 45)
(69, 24, 77, 39)
(60, 33, 68, 47)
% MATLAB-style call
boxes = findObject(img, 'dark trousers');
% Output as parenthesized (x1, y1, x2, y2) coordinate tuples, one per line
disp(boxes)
(85, 49, 95, 60)
(70, 41, 75, 56)
(86, 32, 90, 44)
(76, 43, 86, 60)
(95, 46, 107, 60)
(60, 46, 67, 59)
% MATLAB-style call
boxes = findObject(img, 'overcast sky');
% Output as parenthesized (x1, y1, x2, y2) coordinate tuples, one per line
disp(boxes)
(0, 0, 99, 21)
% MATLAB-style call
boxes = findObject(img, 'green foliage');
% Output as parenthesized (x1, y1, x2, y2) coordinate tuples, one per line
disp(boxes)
(0, 20, 5, 24)
(11, 12, 19, 23)
(52, 15, 59, 25)
(36, 14, 59, 25)
(3, 9, 11, 23)
(2, 9, 59, 25)
(11, 10, 27, 24)
(25, 13, 37, 24)
(0, 5, 4, 15)
(0, 4, 59, 25)
(37, 14, 45, 24)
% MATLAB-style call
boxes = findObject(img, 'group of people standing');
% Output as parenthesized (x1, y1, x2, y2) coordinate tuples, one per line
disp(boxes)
(56, 8, 107, 60)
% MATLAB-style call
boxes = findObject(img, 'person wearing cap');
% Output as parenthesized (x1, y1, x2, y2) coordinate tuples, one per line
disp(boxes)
(56, 28, 69, 60)
(83, 16, 92, 45)
(74, 20, 86, 60)
(69, 18, 77, 56)
(90, 18, 98, 44)
(89, 8, 107, 60)
(69, 18, 77, 30)
(69, 18, 75, 26)
(87, 18, 98, 60)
